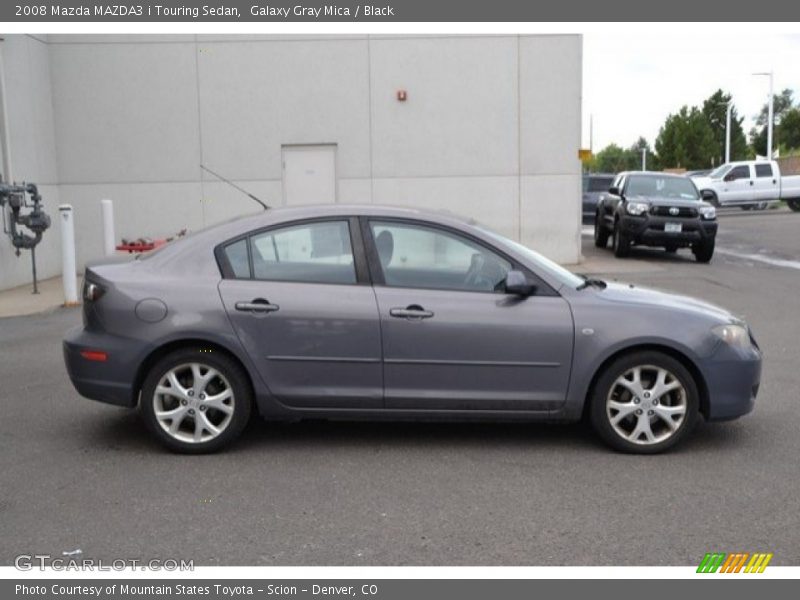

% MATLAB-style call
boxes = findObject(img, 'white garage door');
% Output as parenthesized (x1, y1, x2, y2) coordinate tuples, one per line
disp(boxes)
(281, 144, 337, 206)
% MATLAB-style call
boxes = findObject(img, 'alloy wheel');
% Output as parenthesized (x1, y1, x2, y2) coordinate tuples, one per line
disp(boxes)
(606, 364, 687, 445)
(153, 362, 235, 444)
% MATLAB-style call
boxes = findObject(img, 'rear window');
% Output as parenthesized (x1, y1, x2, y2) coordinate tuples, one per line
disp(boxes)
(587, 177, 614, 193)
(755, 164, 773, 178)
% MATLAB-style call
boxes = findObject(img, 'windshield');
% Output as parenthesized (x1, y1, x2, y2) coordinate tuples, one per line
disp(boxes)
(709, 164, 731, 179)
(477, 227, 585, 289)
(625, 174, 699, 200)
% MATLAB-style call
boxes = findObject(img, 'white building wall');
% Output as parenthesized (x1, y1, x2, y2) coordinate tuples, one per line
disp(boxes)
(0, 34, 582, 292)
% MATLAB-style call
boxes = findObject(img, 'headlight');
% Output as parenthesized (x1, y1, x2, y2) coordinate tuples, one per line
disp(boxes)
(700, 206, 716, 220)
(712, 324, 751, 349)
(626, 201, 649, 216)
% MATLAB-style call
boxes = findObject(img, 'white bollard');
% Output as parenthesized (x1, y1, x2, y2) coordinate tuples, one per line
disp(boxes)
(101, 198, 115, 256)
(59, 204, 79, 306)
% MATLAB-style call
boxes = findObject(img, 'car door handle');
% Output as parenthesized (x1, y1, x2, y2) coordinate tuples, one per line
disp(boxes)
(390, 305, 434, 320)
(235, 299, 280, 313)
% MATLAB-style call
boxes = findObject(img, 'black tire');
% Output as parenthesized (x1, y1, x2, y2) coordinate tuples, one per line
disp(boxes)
(612, 221, 631, 258)
(741, 205, 752, 211)
(589, 351, 700, 454)
(787, 199, 800, 212)
(139, 347, 253, 453)
(664, 245, 678, 254)
(594, 212, 610, 248)
(702, 191, 719, 208)
(692, 239, 715, 263)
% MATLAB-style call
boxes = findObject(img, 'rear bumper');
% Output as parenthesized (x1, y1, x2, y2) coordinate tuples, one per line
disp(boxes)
(700, 342, 762, 422)
(63, 325, 148, 408)
(620, 215, 717, 247)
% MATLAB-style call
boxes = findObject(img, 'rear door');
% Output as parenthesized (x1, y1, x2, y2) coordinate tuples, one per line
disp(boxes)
(217, 218, 383, 409)
(753, 163, 779, 201)
(364, 218, 574, 412)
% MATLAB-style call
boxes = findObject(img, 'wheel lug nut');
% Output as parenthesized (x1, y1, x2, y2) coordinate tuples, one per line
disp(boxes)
(181, 399, 187, 406)
(653, 399, 659, 405)
(634, 398, 640, 404)
(648, 410, 654, 415)
(188, 390, 194, 397)
(199, 406, 206, 411)
(199, 394, 205, 400)
(188, 409, 195, 415)
(636, 409, 643, 415)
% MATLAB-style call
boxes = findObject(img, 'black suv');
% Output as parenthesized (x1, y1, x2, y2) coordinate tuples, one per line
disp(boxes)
(594, 171, 718, 263)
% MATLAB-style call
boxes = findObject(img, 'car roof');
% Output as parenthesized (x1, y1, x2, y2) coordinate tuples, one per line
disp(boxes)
(618, 171, 687, 180)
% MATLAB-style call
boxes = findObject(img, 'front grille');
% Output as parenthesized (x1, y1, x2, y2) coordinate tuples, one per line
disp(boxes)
(650, 206, 698, 218)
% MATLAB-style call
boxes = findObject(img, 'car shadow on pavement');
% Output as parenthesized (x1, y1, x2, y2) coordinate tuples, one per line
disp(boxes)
(78, 408, 752, 457)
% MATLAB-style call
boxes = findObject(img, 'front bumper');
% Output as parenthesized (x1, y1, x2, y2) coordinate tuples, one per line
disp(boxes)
(700, 340, 762, 421)
(620, 214, 717, 247)
(63, 325, 149, 408)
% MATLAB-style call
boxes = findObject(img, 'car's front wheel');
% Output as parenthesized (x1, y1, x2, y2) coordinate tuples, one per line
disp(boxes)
(692, 239, 715, 263)
(589, 351, 699, 454)
(787, 199, 800, 212)
(139, 347, 252, 453)
(612, 221, 631, 257)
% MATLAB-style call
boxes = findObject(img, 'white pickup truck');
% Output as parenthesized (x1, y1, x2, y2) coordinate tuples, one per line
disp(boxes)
(691, 160, 800, 212)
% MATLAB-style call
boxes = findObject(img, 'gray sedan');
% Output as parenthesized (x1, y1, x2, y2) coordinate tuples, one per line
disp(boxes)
(63, 205, 762, 454)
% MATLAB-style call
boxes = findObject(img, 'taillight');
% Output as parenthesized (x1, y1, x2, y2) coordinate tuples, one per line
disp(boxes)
(80, 350, 108, 362)
(83, 281, 105, 302)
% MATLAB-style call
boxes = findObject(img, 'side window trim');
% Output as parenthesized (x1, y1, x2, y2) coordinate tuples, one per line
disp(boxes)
(216, 217, 370, 285)
(360, 216, 556, 296)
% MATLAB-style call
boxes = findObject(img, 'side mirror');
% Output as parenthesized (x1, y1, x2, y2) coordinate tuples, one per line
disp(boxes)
(608, 186, 621, 196)
(701, 190, 715, 202)
(504, 270, 535, 297)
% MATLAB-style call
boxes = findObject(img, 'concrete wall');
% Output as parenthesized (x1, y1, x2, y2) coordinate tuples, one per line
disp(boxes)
(0, 35, 61, 291)
(0, 34, 582, 292)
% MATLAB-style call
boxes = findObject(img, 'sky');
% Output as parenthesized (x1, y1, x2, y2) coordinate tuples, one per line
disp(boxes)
(582, 32, 800, 152)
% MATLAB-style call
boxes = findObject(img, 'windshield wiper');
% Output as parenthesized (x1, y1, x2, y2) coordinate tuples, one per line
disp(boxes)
(576, 275, 607, 290)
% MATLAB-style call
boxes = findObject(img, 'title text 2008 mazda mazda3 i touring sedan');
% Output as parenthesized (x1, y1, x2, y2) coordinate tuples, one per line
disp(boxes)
(63, 205, 762, 454)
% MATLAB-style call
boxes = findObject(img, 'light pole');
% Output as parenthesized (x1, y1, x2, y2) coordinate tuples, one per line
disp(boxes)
(753, 71, 774, 159)
(724, 101, 732, 164)
(641, 148, 646, 171)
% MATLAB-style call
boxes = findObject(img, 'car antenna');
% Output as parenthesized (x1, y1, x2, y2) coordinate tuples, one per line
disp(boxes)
(200, 164, 269, 211)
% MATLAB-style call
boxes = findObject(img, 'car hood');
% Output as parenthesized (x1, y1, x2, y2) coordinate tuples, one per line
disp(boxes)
(596, 282, 741, 325)
(692, 176, 713, 189)
(625, 194, 704, 208)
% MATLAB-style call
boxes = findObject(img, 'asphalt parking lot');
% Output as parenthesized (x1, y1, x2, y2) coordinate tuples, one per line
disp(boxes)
(1, 207, 799, 567)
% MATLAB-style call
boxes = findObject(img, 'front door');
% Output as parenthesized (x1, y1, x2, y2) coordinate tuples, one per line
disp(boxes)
(720, 164, 754, 204)
(218, 219, 382, 409)
(366, 219, 574, 411)
(282, 144, 337, 205)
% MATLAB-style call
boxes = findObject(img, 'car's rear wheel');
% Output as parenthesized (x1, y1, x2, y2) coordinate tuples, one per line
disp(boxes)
(693, 239, 715, 263)
(612, 221, 631, 257)
(594, 212, 609, 248)
(590, 351, 699, 454)
(140, 348, 252, 453)
(787, 199, 800, 212)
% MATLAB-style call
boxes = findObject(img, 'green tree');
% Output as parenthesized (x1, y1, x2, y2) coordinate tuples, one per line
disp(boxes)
(591, 139, 655, 173)
(701, 89, 749, 163)
(778, 108, 800, 151)
(750, 89, 796, 155)
(655, 106, 717, 170)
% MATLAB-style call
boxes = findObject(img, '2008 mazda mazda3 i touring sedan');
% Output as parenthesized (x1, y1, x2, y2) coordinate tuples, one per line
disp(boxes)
(63, 205, 762, 454)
